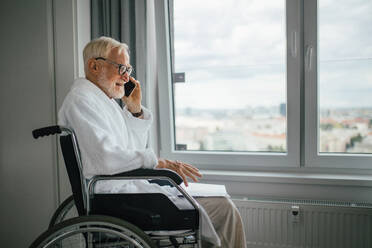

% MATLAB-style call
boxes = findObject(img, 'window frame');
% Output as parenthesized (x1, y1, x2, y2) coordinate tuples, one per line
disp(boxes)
(155, 0, 372, 170)
(304, 0, 372, 169)
(155, 0, 302, 170)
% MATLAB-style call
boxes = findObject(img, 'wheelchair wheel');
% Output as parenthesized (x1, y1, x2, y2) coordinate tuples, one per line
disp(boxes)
(30, 215, 156, 248)
(49, 195, 77, 228)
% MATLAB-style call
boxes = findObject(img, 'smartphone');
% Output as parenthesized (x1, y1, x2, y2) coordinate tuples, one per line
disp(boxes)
(124, 80, 136, 97)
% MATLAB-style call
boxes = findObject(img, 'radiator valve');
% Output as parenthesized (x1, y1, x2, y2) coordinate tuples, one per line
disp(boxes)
(291, 205, 300, 223)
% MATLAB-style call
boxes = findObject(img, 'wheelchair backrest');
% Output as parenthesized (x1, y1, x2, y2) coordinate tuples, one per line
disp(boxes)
(60, 135, 86, 216)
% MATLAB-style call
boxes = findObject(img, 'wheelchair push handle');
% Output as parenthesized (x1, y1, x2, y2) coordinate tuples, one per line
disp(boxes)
(32, 125, 62, 139)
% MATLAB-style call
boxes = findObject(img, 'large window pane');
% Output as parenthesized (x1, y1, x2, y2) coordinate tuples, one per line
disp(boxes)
(318, 0, 372, 154)
(171, 0, 287, 152)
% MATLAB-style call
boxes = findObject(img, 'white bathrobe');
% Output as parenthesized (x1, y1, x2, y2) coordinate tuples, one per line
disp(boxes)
(58, 78, 220, 246)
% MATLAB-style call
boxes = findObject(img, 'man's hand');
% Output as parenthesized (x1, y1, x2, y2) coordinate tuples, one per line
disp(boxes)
(156, 158, 202, 187)
(122, 77, 142, 113)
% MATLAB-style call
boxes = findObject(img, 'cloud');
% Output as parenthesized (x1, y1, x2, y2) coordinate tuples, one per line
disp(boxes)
(174, 72, 286, 109)
(172, 0, 372, 109)
(319, 60, 372, 108)
(173, 0, 286, 69)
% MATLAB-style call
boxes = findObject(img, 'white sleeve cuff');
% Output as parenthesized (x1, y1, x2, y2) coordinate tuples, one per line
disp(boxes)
(139, 148, 158, 169)
(122, 105, 153, 132)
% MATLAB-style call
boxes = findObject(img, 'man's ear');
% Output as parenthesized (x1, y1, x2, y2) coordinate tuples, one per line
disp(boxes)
(87, 58, 99, 75)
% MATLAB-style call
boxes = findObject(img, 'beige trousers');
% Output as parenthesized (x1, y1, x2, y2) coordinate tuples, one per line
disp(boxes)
(196, 197, 247, 248)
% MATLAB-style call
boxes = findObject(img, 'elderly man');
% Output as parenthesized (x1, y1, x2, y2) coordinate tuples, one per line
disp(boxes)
(58, 36, 246, 248)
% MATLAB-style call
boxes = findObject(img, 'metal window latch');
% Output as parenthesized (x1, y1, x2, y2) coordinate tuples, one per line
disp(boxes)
(291, 31, 297, 58)
(305, 45, 314, 71)
(173, 72, 185, 83)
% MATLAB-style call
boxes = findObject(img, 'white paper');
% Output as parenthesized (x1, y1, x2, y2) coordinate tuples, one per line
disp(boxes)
(179, 182, 230, 198)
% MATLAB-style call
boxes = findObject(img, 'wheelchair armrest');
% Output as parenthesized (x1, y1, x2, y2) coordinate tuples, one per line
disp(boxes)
(103, 168, 183, 185)
(87, 168, 201, 218)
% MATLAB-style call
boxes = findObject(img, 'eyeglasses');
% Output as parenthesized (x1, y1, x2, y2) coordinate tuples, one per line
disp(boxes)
(95, 57, 133, 76)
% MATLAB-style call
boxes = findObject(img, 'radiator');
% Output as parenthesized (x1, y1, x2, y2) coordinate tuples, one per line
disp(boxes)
(233, 198, 372, 248)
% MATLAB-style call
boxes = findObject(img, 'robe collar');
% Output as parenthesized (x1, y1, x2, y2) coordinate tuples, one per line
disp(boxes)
(73, 77, 113, 101)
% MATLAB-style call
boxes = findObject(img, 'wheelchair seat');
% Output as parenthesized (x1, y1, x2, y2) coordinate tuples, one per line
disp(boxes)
(31, 125, 201, 248)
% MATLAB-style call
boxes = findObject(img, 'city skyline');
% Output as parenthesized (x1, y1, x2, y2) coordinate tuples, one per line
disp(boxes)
(175, 103, 372, 112)
(174, 105, 372, 154)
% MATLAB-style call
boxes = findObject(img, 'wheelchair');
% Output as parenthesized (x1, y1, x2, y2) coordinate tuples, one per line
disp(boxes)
(30, 125, 201, 248)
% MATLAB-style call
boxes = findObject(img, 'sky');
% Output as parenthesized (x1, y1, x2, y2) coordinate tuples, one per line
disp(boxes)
(172, 0, 372, 110)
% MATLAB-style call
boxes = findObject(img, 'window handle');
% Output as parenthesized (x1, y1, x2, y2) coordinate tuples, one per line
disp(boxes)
(305, 45, 314, 71)
(173, 72, 185, 83)
(291, 31, 297, 58)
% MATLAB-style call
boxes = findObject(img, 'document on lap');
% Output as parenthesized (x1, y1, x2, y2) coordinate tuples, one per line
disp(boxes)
(179, 183, 230, 198)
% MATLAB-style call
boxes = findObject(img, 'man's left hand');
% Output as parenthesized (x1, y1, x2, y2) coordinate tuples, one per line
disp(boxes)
(156, 158, 202, 187)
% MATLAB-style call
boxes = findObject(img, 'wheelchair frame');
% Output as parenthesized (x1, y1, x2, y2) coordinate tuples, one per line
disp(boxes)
(31, 125, 202, 248)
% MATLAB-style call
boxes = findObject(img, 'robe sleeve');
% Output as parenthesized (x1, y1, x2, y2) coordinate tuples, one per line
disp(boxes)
(62, 98, 158, 177)
(121, 105, 154, 149)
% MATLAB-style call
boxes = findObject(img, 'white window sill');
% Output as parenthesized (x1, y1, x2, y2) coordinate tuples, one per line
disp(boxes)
(200, 170, 372, 187)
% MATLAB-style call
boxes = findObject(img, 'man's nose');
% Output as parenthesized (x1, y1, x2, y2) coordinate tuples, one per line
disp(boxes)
(121, 72, 129, 82)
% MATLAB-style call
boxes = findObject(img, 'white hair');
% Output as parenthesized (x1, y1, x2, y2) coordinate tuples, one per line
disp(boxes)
(83, 36, 130, 74)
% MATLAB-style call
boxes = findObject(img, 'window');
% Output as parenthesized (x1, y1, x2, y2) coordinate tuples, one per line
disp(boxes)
(318, 0, 372, 154)
(155, 0, 372, 169)
(304, 0, 372, 169)
(171, 0, 287, 153)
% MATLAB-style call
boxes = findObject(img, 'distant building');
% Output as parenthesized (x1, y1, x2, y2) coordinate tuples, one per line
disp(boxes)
(279, 103, 286, 117)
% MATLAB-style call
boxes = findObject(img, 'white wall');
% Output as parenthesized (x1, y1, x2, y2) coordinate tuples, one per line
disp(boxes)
(0, 0, 90, 247)
(0, 0, 57, 247)
(77, 0, 91, 78)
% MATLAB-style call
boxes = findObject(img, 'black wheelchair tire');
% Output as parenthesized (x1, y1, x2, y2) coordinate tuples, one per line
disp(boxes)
(30, 215, 156, 248)
(49, 195, 75, 228)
